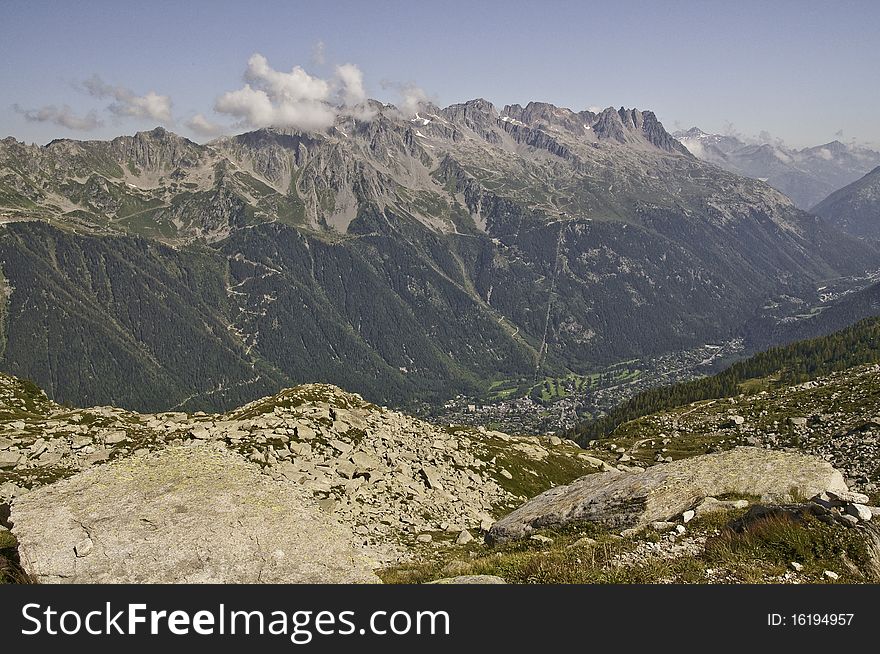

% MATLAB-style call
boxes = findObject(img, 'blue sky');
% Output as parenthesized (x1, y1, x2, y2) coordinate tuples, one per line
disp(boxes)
(2, 0, 878, 147)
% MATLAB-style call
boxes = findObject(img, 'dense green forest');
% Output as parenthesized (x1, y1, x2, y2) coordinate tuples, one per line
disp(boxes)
(568, 316, 880, 445)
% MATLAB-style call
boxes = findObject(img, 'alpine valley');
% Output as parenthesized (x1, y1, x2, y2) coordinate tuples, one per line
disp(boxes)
(1, 99, 878, 425)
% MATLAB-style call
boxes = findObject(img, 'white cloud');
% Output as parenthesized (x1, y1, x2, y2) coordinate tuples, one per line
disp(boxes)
(216, 85, 277, 126)
(378, 80, 436, 118)
(215, 54, 373, 132)
(215, 82, 336, 131)
(82, 74, 172, 123)
(680, 138, 706, 159)
(335, 63, 366, 106)
(185, 113, 227, 138)
(117, 91, 172, 123)
(13, 103, 102, 131)
(772, 147, 793, 163)
(244, 54, 330, 104)
(399, 83, 429, 118)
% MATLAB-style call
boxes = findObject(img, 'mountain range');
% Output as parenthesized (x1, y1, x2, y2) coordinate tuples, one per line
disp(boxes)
(811, 166, 880, 240)
(673, 127, 880, 210)
(0, 100, 876, 414)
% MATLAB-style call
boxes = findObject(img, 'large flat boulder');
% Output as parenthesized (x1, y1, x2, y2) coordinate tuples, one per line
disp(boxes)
(10, 444, 380, 583)
(488, 447, 848, 544)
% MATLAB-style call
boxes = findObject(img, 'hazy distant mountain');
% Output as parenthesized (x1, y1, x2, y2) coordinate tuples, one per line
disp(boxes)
(0, 101, 875, 412)
(811, 166, 880, 240)
(673, 127, 880, 209)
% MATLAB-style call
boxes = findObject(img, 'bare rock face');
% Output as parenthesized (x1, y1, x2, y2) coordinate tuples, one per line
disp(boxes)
(488, 447, 848, 544)
(10, 444, 380, 583)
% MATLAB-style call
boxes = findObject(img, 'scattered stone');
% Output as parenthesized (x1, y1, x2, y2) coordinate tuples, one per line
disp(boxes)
(528, 534, 553, 544)
(329, 439, 352, 455)
(827, 490, 870, 504)
(682, 510, 695, 523)
(74, 537, 93, 557)
(337, 461, 359, 479)
(840, 514, 860, 527)
(288, 442, 311, 457)
(456, 530, 474, 545)
(351, 452, 379, 471)
(694, 496, 750, 516)
(426, 575, 505, 584)
(416, 534, 433, 543)
(0, 451, 21, 469)
(0, 481, 23, 500)
(824, 570, 839, 580)
(847, 504, 874, 522)
(580, 455, 608, 469)
(188, 426, 211, 440)
(81, 449, 110, 466)
(317, 498, 336, 513)
(419, 466, 443, 490)
(790, 562, 803, 572)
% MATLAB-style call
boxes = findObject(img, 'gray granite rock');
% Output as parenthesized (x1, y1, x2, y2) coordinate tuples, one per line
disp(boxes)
(488, 447, 847, 543)
(11, 444, 380, 583)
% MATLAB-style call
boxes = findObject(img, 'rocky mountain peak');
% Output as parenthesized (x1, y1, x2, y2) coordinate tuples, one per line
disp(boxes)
(108, 127, 205, 173)
(440, 98, 497, 122)
(591, 106, 628, 141)
(462, 97, 497, 113)
(589, 106, 687, 154)
(501, 102, 592, 136)
(617, 107, 645, 130)
(823, 140, 847, 153)
(680, 126, 709, 138)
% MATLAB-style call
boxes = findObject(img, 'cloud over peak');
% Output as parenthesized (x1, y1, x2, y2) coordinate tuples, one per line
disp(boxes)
(185, 113, 227, 138)
(214, 53, 374, 132)
(12, 46, 433, 139)
(82, 75, 173, 123)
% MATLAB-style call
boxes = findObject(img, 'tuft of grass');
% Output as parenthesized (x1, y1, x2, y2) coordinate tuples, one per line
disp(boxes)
(0, 529, 35, 584)
(705, 510, 877, 581)
(0, 529, 16, 550)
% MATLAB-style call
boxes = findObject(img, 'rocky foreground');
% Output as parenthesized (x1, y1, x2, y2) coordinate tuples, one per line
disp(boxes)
(2, 368, 880, 584)
(1, 373, 598, 581)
